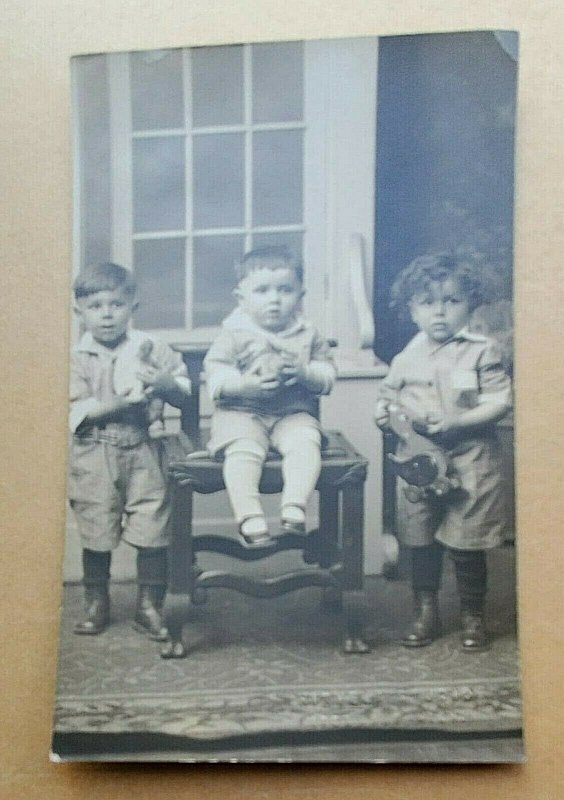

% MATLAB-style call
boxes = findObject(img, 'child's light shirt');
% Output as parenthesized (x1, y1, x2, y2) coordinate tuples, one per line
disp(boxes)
(204, 308, 336, 418)
(70, 329, 191, 444)
(379, 327, 512, 436)
(380, 328, 512, 550)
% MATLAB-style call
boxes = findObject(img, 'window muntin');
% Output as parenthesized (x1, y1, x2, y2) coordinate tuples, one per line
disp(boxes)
(128, 42, 304, 332)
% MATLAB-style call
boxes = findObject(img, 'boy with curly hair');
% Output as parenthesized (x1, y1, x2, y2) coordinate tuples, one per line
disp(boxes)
(375, 253, 512, 651)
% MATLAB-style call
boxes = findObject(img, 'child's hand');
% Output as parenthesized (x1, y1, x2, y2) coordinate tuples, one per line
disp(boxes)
(109, 395, 148, 412)
(257, 375, 282, 395)
(280, 359, 307, 387)
(374, 399, 391, 429)
(222, 372, 280, 400)
(242, 372, 281, 397)
(136, 366, 178, 397)
(414, 413, 458, 437)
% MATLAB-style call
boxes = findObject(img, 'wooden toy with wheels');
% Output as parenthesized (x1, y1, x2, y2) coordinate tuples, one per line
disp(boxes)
(386, 403, 460, 502)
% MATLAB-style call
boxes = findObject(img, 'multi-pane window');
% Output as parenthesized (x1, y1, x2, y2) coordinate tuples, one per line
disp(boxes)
(127, 43, 304, 331)
(74, 38, 377, 352)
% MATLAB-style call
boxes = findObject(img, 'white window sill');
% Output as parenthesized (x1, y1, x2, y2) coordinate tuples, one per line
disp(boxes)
(332, 348, 388, 380)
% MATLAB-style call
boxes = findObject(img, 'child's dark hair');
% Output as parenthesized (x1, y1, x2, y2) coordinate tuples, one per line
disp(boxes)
(73, 262, 137, 299)
(390, 252, 489, 315)
(235, 245, 303, 285)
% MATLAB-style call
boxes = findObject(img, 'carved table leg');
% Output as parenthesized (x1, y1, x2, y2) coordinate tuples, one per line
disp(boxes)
(318, 487, 343, 611)
(160, 593, 191, 659)
(342, 589, 370, 654)
(162, 482, 194, 659)
(341, 482, 370, 654)
(320, 585, 343, 612)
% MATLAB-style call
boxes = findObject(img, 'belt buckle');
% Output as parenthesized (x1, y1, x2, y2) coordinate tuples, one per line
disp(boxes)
(91, 426, 117, 446)
(106, 431, 120, 446)
(118, 430, 147, 448)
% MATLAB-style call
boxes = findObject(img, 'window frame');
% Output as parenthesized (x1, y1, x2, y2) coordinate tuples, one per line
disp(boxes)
(104, 38, 378, 355)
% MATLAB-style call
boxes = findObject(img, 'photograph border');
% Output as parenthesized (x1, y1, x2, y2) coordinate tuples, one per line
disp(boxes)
(1, 0, 564, 796)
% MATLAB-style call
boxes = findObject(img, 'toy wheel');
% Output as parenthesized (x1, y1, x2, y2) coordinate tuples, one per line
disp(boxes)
(191, 587, 208, 605)
(404, 485, 423, 503)
(433, 479, 451, 497)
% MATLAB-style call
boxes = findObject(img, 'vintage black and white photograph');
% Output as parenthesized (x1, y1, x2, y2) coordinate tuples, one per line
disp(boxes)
(52, 30, 522, 763)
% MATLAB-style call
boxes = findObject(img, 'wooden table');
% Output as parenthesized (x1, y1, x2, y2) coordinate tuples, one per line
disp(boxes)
(162, 431, 370, 659)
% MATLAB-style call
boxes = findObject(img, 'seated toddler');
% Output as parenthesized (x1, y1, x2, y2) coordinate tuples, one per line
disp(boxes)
(204, 246, 336, 548)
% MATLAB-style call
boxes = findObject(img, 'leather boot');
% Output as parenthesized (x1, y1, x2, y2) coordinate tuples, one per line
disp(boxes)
(133, 585, 169, 641)
(460, 610, 490, 652)
(401, 590, 441, 647)
(74, 585, 110, 635)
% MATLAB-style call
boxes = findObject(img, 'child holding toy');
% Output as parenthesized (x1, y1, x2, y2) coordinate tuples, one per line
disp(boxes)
(204, 245, 336, 548)
(69, 263, 191, 639)
(375, 253, 512, 651)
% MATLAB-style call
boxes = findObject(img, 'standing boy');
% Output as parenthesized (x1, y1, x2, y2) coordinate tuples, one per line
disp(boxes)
(69, 263, 191, 639)
(204, 245, 336, 548)
(375, 253, 512, 650)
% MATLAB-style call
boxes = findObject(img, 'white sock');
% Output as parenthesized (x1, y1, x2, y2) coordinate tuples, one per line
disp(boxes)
(223, 439, 267, 523)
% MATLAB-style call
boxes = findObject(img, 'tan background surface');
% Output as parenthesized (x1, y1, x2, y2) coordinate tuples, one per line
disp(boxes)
(1, 1, 563, 797)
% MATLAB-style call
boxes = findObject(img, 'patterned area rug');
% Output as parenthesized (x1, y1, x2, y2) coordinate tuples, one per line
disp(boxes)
(54, 548, 522, 745)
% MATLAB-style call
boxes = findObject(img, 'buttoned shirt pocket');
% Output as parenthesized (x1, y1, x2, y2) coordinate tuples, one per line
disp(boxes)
(450, 368, 479, 409)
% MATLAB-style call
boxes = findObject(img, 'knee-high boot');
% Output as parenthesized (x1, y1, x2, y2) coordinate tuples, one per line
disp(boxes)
(133, 547, 169, 641)
(402, 542, 443, 647)
(74, 549, 111, 635)
(450, 548, 489, 651)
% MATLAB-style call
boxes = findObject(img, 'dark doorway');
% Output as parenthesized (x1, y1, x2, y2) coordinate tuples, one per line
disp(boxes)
(373, 31, 518, 362)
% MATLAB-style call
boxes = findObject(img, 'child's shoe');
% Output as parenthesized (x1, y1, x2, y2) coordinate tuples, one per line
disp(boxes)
(280, 504, 307, 536)
(74, 586, 110, 635)
(401, 590, 441, 647)
(133, 585, 169, 641)
(279, 519, 307, 536)
(460, 610, 490, 651)
(238, 516, 273, 548)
